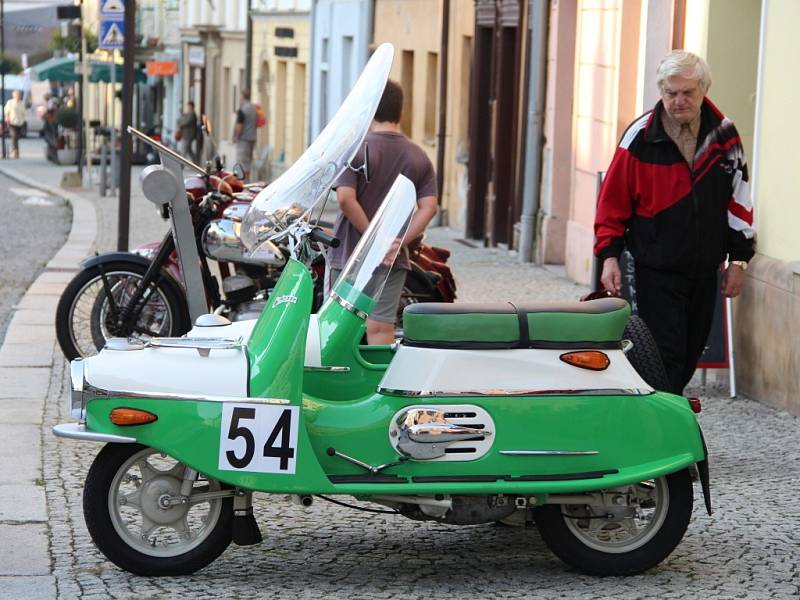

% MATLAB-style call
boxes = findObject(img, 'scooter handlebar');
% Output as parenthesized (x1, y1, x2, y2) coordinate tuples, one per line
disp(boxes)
(310, 227, 341, 248)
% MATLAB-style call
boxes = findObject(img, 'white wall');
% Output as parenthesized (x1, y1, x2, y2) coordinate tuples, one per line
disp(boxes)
(309, 0, 372, 141)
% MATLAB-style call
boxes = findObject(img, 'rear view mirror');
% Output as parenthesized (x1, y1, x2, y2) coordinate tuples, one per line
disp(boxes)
(232, 163, 245, 180)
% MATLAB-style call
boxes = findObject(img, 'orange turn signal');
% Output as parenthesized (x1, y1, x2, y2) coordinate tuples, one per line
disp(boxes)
(109, 408, 158, 426)
(559, 351, 611, 371)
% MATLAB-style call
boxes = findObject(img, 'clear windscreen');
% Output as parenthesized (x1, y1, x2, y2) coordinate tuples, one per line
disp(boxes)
(331, 175, 417, 315)
(240, 43, 394, 252)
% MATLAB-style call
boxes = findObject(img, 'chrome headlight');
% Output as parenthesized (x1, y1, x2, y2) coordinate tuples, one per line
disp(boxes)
(69, 359, 85, 421)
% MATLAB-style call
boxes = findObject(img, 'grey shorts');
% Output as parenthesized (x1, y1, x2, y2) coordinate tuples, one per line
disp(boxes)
(328, 267, 407, 324)
(236, 140, 255, 173)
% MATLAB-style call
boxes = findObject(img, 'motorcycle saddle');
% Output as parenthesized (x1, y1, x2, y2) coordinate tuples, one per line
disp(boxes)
(401, 298, 630, 350)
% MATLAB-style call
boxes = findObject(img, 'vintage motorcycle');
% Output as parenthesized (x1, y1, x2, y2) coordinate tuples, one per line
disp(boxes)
(55, 138, 455, 361)
(54, 44, 710, 578)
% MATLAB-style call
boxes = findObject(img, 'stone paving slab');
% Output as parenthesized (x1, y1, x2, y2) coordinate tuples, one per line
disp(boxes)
(0, 398, 44, 424)
(0, 482, 47, 522)
(7, 309, 56, 327)
(24, 281, 66, 296)
(14, 295, 60, 311)
(0, 367, 51, 399)
(2, 325, 57, 346)
(0, 576, 57, 599)
(0, 342, 56, 368)
(0, 524, 52, 576)
(0, 424, 42, 484)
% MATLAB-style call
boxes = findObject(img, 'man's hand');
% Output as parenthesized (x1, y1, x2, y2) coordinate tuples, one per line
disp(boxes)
(600, 257, 622, 294)
(722, 263, 746, 297)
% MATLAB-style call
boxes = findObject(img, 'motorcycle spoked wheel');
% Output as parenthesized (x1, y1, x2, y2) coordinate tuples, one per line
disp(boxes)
(55, 261, 190, 360)
(533, 469, 693, 576)
(83, 443, 233, 576)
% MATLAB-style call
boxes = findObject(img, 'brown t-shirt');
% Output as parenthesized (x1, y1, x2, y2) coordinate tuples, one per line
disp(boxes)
(329, 130, 437, 270)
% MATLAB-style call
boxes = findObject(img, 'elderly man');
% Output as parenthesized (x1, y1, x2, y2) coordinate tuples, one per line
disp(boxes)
(4, 89, 26, 159)
(594, 50, 755, 394)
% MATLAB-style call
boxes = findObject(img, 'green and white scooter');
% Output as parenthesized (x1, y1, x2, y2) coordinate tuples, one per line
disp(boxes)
(54, 44, 710, 577)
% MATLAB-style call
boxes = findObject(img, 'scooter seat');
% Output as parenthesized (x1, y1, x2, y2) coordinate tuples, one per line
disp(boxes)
(402, 297, 630, 349)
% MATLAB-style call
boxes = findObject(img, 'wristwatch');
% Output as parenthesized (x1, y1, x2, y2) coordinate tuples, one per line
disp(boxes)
(730, 260, 748, 271)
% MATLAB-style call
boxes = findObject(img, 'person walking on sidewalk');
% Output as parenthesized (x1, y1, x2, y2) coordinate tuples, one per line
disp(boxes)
(594, 50, 755, 395)
(328, 80, 438, 345)
(176, 101, 199, 163)
(4, 90, 27, 159)
(233, 89, 257, 179)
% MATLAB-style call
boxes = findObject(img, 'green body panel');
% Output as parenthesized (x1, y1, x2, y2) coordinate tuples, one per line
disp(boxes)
(85, 389, 703, 495)
(247, 259, 314, 399)
(403, 303, 631, 345)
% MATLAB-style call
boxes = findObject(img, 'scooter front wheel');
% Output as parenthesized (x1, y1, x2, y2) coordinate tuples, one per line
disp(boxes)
(534, 469, 693, 576)
(83, 443, 233, 576)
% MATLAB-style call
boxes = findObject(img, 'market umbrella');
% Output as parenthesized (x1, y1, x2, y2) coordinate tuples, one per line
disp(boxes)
(29, 56, 80, 82)
(89, 61, 147, 84)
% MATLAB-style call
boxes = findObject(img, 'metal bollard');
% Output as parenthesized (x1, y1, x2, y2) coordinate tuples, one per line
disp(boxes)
(99, 144, 108, 197)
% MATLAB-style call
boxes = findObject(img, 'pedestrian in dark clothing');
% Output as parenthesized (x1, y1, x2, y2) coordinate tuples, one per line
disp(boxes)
(177, 101, 199, 163)
(594, 50, 755, 395)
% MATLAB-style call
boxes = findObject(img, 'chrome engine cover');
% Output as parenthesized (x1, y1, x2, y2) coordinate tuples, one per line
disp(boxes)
(388, 404, 494, 461)
(202, 219, 286, 266)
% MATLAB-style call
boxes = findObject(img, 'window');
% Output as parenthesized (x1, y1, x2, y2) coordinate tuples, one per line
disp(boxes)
(401, 50, 414, 136)
(424, 51, 438, 141)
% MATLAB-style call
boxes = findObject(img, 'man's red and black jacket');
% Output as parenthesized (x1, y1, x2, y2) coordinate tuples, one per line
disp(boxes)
(594, 98, 755, 273)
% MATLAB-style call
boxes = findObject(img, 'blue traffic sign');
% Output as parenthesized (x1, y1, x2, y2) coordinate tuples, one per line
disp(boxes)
(99, 19, 125, 50)
(99, 0, 125, 17)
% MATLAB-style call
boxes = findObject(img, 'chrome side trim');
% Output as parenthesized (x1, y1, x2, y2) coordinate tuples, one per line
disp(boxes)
(330, 291, 368, 320)
(304, 366, 351, 373)
(82, 384, 289, 406)
(377, 388, 652, 397)
(53, 423, 136, 444)
(499, 450, 599, 456)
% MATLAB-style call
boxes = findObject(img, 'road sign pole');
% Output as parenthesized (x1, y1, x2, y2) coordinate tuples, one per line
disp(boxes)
(117, 0, 134, 251)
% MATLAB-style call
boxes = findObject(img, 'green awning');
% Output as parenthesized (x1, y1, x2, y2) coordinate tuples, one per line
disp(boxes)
(29, 56, 81, 82)
(29, 56, 146, 84)
(89, 62, 147, 84)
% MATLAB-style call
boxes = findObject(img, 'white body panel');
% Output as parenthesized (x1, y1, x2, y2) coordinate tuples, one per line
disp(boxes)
(379, 347, 652, 394)
(85, 345, 248, 397)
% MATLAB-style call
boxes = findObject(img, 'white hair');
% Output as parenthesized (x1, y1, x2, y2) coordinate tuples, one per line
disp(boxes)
(656, 50, 712, 93)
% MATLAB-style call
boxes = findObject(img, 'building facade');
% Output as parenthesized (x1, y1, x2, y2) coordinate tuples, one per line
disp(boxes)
(180, 0, 248, 165)
(308, 0, 373, 143)
(251, 0, 311, 177)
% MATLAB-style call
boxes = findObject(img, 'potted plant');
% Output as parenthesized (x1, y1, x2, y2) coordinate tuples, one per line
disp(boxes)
(54, 107, 80, 165)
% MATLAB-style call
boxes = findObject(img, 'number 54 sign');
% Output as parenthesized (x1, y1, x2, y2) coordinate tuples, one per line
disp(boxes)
(219, 404, 299, 474)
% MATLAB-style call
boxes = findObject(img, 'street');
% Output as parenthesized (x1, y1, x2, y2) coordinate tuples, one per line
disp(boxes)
(0, 139, 798, 598)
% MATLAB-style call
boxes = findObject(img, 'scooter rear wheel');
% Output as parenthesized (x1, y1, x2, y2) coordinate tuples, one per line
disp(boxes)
(83, 443, 232, 576)
(534, 468, 693, 576)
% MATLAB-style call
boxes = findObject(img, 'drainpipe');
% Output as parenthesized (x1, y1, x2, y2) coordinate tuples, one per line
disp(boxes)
(245, 0, 253, 93)
(518, 0, 548, 263)
(433, 0, 450, 226)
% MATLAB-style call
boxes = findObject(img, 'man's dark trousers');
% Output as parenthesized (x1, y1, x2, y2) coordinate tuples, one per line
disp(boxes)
(635, 266, 718, 395)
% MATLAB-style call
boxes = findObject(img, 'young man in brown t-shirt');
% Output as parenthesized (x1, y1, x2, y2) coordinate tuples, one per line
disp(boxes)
(330, 80, 438, 344)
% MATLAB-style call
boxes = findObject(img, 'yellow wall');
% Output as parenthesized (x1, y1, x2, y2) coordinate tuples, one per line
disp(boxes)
(373, 0, 473, 229)
(753, 0, 800, 261)
(566, 0, 640, 284)
(251, 15, 310, 165)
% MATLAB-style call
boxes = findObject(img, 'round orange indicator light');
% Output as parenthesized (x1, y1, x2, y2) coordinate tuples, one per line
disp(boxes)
(109, 408, 158, 426)
(559, 351, 611, 371)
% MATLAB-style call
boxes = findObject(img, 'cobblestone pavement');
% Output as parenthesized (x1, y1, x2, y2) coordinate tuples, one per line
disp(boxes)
(0, 174, 70, 341)
(39, 228, 799, 599)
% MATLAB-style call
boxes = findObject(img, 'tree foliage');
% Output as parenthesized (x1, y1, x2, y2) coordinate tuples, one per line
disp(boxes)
(0, 54, 23, 75)
(51, 30, 98, 55)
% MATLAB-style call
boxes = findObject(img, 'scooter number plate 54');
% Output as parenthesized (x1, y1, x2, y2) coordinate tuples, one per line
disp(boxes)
(218, 404, 299, 474)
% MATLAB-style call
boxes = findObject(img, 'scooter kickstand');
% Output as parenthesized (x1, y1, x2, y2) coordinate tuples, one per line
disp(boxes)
(326, 447, 406, 474)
